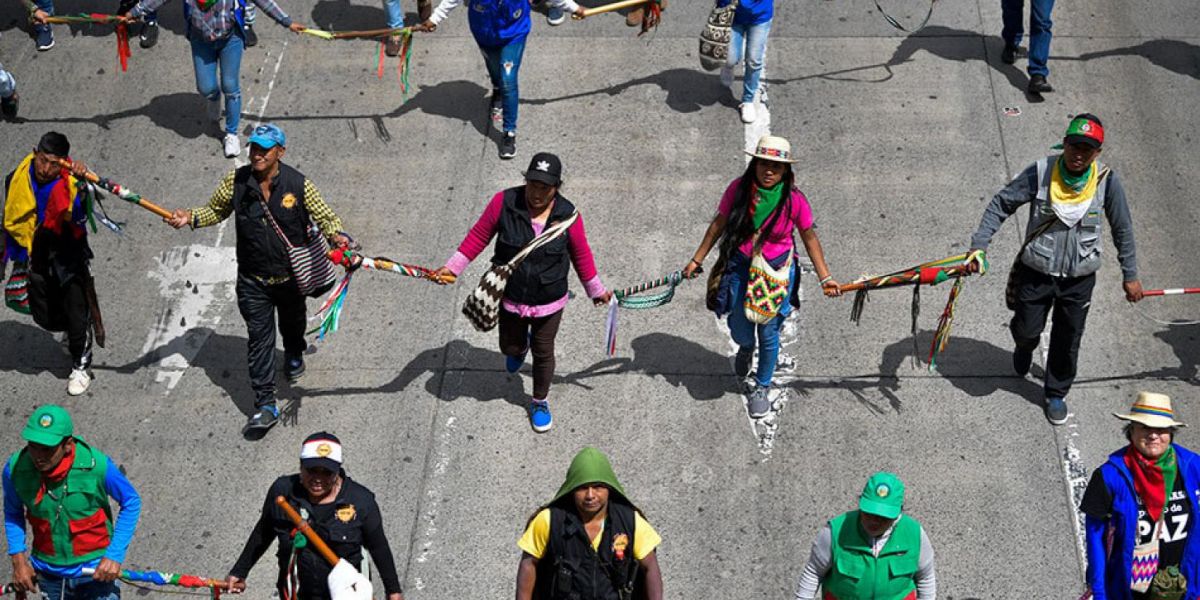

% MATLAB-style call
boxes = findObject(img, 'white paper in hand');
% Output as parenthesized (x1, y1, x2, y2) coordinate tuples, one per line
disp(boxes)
(327, 559, 373, 600)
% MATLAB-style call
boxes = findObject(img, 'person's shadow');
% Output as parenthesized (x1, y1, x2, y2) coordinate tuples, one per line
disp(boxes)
(1060, 39, 1200, 80)
(14, 92, 221, 140)
(311, 0, 388, 32)
(0, 320, 74, 377)
(523, 67, 738, 114)
(884, 25, 1033, 98)
(1142, 326, 1200, 383)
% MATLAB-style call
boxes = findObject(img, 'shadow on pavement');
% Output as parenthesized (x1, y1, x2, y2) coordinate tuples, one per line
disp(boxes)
(15, 92, 221, 141)
(1059, 39, 1200, 80)
(311, 0, 387, 32)
(524, 67, 738, 114)
(884, 26, 1033, 98)
(0, 320, 72, 377)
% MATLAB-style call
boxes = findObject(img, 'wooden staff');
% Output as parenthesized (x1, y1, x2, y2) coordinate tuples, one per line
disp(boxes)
(837, 264, 972, 293)
(577, 0, 654, 18)
(275, 496, 340, 567)
(55, 159, 173, 219)
(1144, 288, 1200, 296)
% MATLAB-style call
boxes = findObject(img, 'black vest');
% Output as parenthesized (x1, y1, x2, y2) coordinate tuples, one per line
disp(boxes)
(533, 502, 640, 600)
(490, 187, 575, 306)
(231, 163, 310, 278)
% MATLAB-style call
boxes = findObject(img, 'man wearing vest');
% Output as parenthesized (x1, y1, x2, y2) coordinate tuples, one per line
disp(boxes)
(2, 132, 106, 396)
(793, 472, 935, 600)
(3, 405, 142, 600)
(224, 432, 404, 600)
(515, 447, 664, 600)
(967, 113, 1142, 426)
(165, 124, 351, 434)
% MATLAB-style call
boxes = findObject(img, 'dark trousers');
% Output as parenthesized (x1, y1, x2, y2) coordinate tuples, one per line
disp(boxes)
(1001, 0, 1055, 77)
(1009, 265, 1096, 398)
(236, 273, 307, 407)
(27, 270, 92, 368)
(498, 307, 563, 400)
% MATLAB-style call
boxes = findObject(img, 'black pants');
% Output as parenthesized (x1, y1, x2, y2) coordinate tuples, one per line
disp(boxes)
(236, 273, 307, 407)
(1009, 264, 1096, 398)
(498, 308, 563, 400)
(27, 269, 92, 369)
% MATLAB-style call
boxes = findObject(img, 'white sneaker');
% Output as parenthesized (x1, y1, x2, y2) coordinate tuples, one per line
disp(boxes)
(206, 97, 221, 123)
(739, 102, 757, 123)
(719, 65, 733, 88)
(67, 368, 92, 396)
(223, 133, 241, 158)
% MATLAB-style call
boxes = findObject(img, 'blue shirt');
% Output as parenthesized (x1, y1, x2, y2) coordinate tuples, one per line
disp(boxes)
(717, 0, 773, 26)
(3, 459, 142, 577)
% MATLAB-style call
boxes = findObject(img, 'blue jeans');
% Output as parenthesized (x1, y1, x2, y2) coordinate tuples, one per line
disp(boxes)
(727, 20, 772, 104)
(37, 574, 120, 600)
(724, 254, 795, 388)
(479, 35, 526, 133)
(190, 32, 245, 135)
(1001, 0, 1055, 77)
(383, 0, 403, 29)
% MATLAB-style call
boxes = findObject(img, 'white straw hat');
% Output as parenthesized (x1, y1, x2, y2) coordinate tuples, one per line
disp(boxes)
(745, 135, 799, 163)
(1113, 391, 1187, 429)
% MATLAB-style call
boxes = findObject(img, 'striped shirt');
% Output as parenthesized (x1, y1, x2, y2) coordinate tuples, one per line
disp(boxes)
(130, 0, 291, 42)
(191, 169, 343, 239)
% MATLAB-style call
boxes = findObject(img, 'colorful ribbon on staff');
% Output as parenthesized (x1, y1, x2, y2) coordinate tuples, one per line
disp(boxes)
(300, 27, 415, 99)
(43, 14, 131, 71)
(605, 269, 696, 356)
(309, 248, 448, 340)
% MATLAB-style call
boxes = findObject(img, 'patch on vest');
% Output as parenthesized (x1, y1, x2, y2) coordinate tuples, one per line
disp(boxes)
(336, 504, 356, 523)
(280, 193, 297, 209)
(612, 533, 629, 561)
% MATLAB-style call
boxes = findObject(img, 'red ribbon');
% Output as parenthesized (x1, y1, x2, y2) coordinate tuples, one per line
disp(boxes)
(115, 23, 131, 72)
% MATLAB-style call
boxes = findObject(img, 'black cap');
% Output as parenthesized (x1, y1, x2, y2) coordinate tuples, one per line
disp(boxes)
(299, 431, 344, 472)
(37, 132, 70, 157)
(523, 152, 562, 186)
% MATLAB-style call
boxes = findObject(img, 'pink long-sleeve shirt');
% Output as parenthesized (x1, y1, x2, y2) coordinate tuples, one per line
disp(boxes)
(445, 191, 606, 318)
(717, 178, 815, 261)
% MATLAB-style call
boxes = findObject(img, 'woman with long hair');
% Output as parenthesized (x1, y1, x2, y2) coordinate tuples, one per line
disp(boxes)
(683, 136, 840, 418)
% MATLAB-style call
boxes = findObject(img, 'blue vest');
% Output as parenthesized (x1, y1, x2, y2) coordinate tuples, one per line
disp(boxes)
(467, 0, 530, 47)
(1087, 445, 1200, 599)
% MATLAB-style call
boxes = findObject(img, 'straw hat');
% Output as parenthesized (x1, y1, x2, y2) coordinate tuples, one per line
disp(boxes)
(745, 135, 800, 163)
(1113, 391, 1187, 429)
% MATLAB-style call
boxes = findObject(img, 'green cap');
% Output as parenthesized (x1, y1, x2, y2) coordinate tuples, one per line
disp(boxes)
(858, 472, 905, 519)
(552, 447, 628, 504)
(22, 405, 73, 447)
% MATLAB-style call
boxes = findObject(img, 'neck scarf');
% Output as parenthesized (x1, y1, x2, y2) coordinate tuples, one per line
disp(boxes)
(34, 443, 75, 505)
(1125, 444, 1178, 523)
(751, 181, 785, 230)
(1049, 157, 1099, 228)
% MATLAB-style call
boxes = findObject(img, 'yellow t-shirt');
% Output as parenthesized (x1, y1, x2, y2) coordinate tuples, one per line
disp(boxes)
(518, 508, 661, 561)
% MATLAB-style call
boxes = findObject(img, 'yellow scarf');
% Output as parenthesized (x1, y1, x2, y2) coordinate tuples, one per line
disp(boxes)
(3, 153, 79, 256)
(1049, 159, 1098, 205)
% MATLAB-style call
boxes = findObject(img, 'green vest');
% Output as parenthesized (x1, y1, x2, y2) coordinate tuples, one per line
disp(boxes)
(823, 511, 921, 600)
(7, 440, 113, 566)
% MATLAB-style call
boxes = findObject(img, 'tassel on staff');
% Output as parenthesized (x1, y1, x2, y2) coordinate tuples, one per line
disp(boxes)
(44, 14, 131, 71)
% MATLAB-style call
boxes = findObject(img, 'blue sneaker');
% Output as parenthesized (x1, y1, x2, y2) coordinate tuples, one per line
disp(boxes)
(244, 403, 279, 432)
(35, 27, 54, 51)
(1044, 396, 1068, 426)
(506, 332, 531, 373)
(546, 6, 565, 25)
(528, 399, 552, 433)
(285, 356, 305, 382)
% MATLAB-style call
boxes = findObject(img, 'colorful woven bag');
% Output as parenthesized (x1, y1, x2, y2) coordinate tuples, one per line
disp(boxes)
(5, 263, 30, 314)
(698, 0, 736, 71)
(743, 251, 790, 324)
(1131, 519, 1162, 594)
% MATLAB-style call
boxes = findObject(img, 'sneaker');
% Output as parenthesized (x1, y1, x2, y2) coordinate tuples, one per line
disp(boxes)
(739, 102, 756, 123)
(66, 368, 92, 396)
(223, 133, 241, 158)
(385, 33, 401, 57)
(35, 27, 54, 52)
(1044, 396, 1068, 426)
(528, 399, 552, 433)
(243, 404, 280, 432)
(285, 356, 305, 382)
(206, 97, 222, 123)
(489, 94, 503, 129)
(1, 93, 17, 121)
(733, 347, 752, 378)
(719, 65, 733, 89)
(546, 6, 565, 25)
(243, 24, 258, 48)
(139, 21, 158, 48)
(499, 131, 516, 159)
(747, 384, 771, 419)
(1013, 346, 1033, 377)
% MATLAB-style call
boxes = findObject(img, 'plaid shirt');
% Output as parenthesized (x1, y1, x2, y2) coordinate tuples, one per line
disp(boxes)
(131, 0, 291, 41)
(191, 169, 343, 240)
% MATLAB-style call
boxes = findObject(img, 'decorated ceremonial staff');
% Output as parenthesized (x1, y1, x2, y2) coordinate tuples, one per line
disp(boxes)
(226, 433, 404, 600)
(966, 113, 1141, 426)
(165, 124, 351, 434)
(3, 405, 143, 600)
(25, 0, 160, 52)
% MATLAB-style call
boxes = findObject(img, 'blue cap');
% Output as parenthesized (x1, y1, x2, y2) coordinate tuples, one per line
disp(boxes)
(248, 123, 286, 149)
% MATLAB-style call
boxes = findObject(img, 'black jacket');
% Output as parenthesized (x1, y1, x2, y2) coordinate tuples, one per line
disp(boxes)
(534, 501, 640, 600)
(231, 164, 311, 279)
(489, 187, 576, 306)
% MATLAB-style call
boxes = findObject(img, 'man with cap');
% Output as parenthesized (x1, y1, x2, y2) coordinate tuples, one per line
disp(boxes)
(967, 113, 1142, 426)
(226, 432, 404, 600)
(793, 472, 936, 600)
(432, 153, 611, 433)
(166, 124, 352, 433)
(515, 447, 664, 600)
(3, 405, 142, 600)
(3, 132, 105, 396)
(1080, 392, 1200, 600)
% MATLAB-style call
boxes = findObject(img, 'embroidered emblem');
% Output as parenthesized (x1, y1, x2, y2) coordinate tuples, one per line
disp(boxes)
(536, 160, 551, 172)
(281, 193, 297, 209)
(1080, 122, 1092, 133)
(612, 533, 629, 561)
(316, 443, 333, 457)
(336, 504, 356, 523)
(875, 484, 890, 498)
(39, 415, 53, 428)
(299, 507, 310, 520)
(512, 8, 522, 18)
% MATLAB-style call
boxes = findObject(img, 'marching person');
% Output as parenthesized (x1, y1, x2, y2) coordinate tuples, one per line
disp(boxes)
(716, 0, 774, 122)
(121, 0, 307, 158)
(1000, 0, 1056, 95)
(2, 132, 105, 396)
(515, 447, 663, 600)
(1080, 392, 1200, 600)
(3, 405, 143, 600)
(432, 153, 612, 433)
(967, 113, 1142, 425)
(383, 0, 432, 56)
(165, 124, 351, 433)
(793, 472, 936, 600)
(226, 432, 405, 600)
(415, 0, 585, 159)
(682, 135, 840, 419)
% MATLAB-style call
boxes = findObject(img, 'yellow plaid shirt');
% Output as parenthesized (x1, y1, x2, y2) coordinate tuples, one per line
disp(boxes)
(191, 170, 343, 240)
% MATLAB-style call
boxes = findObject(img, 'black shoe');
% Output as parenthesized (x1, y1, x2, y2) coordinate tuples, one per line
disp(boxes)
(139, 21, 158, 48)
(243, 24, 258, 47)
(1028, 75, 1053, 94)
(1001, 44, 1026, 64)
(1, 92, 17, 121)
(1013, 347, 1033, 376)
(1044, 396, 1068, 426)
(499, 131, 516, 159)
(243, 404, 279, 432)
(285, 356, 305, 382)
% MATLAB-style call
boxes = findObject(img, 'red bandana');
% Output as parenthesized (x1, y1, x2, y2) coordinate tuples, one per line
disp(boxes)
(34, 443, 74, 505)
(1125, 444, 1178, 523)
